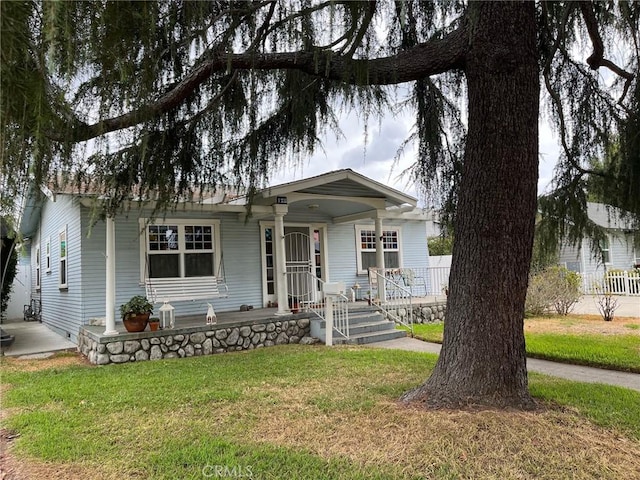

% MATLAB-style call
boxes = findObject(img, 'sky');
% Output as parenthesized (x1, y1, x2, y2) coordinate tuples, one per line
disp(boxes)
(269, 108, 561, 208)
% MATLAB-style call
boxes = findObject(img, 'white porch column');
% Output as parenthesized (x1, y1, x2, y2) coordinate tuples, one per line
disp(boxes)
(375, 216, 386, 301)
(273, 205, 290, 315)
(104, 215, 119, 335)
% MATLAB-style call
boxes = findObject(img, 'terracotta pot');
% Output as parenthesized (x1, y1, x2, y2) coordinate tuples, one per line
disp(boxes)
(148, 321, 160, 332)
(123, 313, 150, 332)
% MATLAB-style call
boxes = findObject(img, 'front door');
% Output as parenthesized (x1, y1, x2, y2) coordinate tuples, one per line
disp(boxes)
(261, 224, 325, 307)
(284, 228, 312, 308)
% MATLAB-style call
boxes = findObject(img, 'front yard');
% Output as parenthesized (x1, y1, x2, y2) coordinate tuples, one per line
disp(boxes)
(407, 314, 640, 372)
(2, 345, 640, 479)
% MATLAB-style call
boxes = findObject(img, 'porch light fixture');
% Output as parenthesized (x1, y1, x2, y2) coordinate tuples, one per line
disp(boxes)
(159, 300, 175, 329)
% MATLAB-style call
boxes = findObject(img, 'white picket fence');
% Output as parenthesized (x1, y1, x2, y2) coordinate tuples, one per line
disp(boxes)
(580, 270, 640, 296)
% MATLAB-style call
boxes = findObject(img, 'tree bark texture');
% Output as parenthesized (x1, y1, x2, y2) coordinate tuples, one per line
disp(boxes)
(402, 2, 539, 408)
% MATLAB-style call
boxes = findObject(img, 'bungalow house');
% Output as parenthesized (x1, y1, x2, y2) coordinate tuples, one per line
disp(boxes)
(558, 202, 640, 294)
(17, 169, 435, 345)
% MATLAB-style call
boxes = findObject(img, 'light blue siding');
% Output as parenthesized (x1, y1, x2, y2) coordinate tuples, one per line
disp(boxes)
(35, 194, 431, 338)
(401, 221, 430, 269)
(326, 220, 429, 292)
(559, 242, 583, 272)
(609, 233, 636, 270)
(79, 207, 265, 321)
(560, 232, 636, 275)
(326, 222, 359, 287)
(33, 195, 83, 341)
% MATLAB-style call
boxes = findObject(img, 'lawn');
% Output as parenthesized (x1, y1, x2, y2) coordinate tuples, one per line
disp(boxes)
(406, 314, 640, 372)
(2, 346, 640, 479)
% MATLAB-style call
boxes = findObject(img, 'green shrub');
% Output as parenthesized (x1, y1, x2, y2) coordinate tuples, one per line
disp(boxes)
(525, 266, 582, 316)
(427, 236, 453, 256)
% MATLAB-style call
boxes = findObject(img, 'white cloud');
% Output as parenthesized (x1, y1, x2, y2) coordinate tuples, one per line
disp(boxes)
(271, 110, 561, 204)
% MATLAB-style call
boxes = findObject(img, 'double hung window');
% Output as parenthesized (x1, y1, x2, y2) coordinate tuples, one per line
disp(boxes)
(59, 226, 68, 289)
(143, 221, 220, 279)
(355, 226, 401, 274)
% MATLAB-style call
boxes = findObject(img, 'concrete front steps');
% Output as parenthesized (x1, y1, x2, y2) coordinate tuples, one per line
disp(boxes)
(310, 307, 406, 345)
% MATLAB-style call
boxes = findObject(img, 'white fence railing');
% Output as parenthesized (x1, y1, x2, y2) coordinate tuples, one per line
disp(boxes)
(369, 267, 450, 299)
(580, 270, 640, 296)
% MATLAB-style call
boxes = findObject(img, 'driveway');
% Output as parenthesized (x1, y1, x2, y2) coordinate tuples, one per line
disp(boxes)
(573, 295, 639, 317)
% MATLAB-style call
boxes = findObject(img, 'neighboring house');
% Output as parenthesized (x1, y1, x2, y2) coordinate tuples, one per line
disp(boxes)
(17, 169, 432, 343)
(558, 202, 639, 276)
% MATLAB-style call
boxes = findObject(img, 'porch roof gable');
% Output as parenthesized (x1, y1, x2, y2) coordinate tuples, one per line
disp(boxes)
(255, 169, 416, 207)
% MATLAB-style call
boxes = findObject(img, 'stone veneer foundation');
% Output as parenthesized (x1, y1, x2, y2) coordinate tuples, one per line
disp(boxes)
(411, 303, 446, 323)
(78, 316, 313, 365)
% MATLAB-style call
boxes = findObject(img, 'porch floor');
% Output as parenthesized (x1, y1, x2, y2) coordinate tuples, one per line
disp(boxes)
(82, 296, 446, 343)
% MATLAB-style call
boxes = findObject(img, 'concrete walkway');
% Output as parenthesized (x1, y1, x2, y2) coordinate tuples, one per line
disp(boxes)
(371, 337, 640, 392)
(0, 319, 76, 357)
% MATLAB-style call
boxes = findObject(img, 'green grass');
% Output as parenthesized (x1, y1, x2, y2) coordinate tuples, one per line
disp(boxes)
(404, 322, 640, 372)
(2, 347, 640, 479)
(1, 347, 430, 479)
(526, 334, 640, 372)
(530, 373, 640, 439)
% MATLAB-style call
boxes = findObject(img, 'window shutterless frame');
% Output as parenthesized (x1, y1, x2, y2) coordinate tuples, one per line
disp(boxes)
(139, 219, 221, 282)
(354, 225, 402, 275)
(59, 225, 68, 289)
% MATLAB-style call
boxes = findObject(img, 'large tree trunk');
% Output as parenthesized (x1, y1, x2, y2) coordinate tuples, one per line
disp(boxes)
(402, 2, 539, 409)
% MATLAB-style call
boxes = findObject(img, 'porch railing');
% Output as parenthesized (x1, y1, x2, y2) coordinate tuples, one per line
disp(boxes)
(368, 266, 449, 300)
(580, 270, 640, 296)
(286, 270, 350, 340)
(368, 268, 413, 334)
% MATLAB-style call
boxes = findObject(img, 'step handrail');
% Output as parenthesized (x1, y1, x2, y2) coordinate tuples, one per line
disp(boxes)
(293, 272, 351, 340)
(369, 268, 414, 335)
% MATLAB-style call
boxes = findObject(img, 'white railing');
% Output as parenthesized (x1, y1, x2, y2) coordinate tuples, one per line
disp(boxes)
(286, 270, 351, 340)
(368, 268, 413, 334)
(369, 267, 449, 299)
(580, 270, 640, 296)
(327, 291, 350, 340)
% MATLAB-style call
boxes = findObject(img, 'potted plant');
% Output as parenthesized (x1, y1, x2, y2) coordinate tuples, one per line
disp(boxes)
(120, 295, 153, 332)
(148, 316, 160, 331)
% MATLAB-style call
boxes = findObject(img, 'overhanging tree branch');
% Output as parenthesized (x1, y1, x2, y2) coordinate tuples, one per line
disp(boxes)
(57, 23, 468, 143)
(579, 1, 634, 104)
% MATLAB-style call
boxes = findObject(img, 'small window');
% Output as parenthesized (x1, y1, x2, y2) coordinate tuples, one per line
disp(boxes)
(59, 226, 68, 289)
(600, 236, 611, 265)
(45, 236, 51, 273)
(355, 226, 401, 274)
(35, 243, 41, 290)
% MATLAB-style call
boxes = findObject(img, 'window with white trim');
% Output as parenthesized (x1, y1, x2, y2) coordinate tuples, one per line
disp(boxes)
(355, 225, 401, 274)
(59, 226, 68, 288)
(35, 243, 41, 290)
(143, 220, 221, 279)
(45, 236, 51, 273)
(600, 236, 611, 265)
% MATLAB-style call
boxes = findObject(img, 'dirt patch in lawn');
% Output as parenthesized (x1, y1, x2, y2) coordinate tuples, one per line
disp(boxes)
(0, 352, 90, 374)
(0, 429, 96, 480)
(525, 314, 640, 336)
(252, 400, 640, 479)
